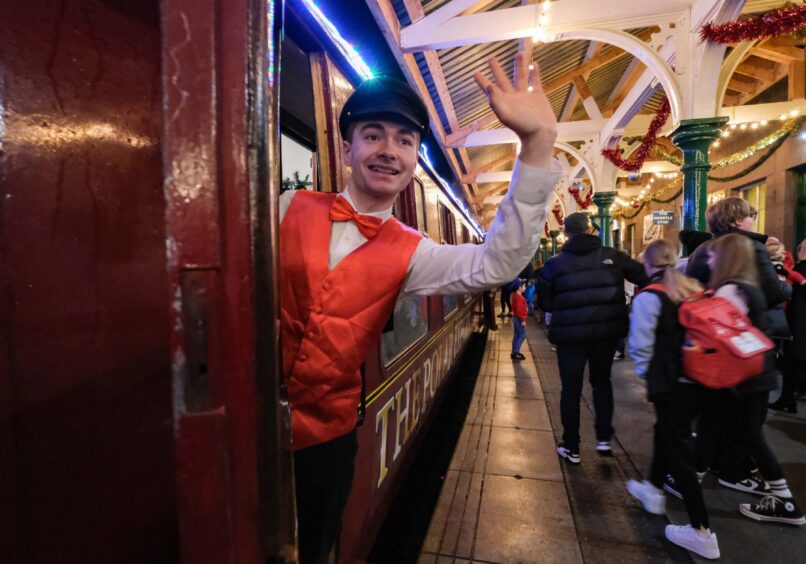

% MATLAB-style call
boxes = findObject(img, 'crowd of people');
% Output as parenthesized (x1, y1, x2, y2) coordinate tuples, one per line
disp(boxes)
(521, 198, 806, 560)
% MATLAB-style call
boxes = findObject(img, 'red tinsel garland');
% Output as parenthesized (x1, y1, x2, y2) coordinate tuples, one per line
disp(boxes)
(602, 99, 670, 172)
(552, 205, 564, 226)
(700, 4, 806, 44)
(568, 183, 593, 210)
(544, 222, 550, 238)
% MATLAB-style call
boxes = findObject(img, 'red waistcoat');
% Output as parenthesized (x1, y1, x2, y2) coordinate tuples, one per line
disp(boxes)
(280, 190, 422, 451)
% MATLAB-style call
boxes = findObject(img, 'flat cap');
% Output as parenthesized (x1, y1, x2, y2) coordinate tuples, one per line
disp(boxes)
(339, 76, 430, 139)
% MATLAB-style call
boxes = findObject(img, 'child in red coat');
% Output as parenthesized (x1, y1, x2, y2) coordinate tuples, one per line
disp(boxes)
(511, 279, 528, 360)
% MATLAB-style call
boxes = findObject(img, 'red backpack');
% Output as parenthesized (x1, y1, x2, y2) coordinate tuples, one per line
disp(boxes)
(644, 284, 774, 389)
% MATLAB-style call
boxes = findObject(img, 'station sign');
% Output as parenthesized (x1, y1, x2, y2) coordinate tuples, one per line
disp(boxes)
(652, 211, 675, 225)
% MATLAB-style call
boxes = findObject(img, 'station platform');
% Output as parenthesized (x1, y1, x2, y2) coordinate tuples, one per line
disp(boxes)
(415, 316, 806, 564)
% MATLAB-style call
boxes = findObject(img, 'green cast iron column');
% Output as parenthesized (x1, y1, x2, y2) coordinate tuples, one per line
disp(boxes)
(670, 116, 728, 231)
(592, 191, 617, 247)
(538, 237, 548, 263)
(549, 230, 560, 257)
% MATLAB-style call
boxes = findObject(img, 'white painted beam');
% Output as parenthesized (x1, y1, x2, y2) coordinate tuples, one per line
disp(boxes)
(476, 171, 516, 184)
(401, 1, 689, 52)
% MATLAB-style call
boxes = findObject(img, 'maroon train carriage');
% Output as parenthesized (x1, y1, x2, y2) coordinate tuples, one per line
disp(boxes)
(1, 0, 491, 562)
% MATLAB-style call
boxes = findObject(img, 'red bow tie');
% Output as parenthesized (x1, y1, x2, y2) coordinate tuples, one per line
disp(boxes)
(329, 195, 383, 239)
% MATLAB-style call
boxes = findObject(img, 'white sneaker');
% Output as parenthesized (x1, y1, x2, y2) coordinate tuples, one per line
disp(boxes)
(596, 440, 612, 454)
(664, 524, 720, 560)
(627, 480, 665, 515)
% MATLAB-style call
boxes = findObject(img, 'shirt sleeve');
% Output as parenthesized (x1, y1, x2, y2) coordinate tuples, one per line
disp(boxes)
(627, 291, 661, 379)
(402, 158, 562, 296)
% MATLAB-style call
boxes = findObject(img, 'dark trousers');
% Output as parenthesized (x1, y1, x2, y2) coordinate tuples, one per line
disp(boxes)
(294, 429, 358, 564)
(650, 384, 710, 529)
(694, 389, 732, 474)
(720, 392, 784, 482)
(556, 343, 617, 448)
(780, 346, 806, 404)
(512, 318, 526, 353)
(500, 289, 511, 314)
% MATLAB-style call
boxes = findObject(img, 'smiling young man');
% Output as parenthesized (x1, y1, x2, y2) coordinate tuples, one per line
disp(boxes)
(279, 54, 560, 563)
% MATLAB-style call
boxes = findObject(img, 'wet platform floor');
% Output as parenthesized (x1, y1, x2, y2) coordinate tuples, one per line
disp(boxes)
(416, 316, 806, 564)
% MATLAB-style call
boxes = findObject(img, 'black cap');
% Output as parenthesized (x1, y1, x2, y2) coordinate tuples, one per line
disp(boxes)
(339, 76, 430, 139)
(564, 212, 591, 236)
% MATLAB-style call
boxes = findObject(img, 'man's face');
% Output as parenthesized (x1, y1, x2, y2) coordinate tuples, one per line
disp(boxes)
(342, 121, 419, 204)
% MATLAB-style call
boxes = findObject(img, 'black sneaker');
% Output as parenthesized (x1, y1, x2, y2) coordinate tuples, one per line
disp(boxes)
(557, 443, 580, 464)
(718, 476, 771, 496)
(595, 441, 612, 454)
(739, 495, 806, 526)
(663, 474, 683, 500)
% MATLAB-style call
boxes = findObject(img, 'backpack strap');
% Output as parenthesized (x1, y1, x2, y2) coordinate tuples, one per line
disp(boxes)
(641, 283, 666, 295)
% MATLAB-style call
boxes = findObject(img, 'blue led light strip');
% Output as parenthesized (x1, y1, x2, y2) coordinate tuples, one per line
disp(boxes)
(297, 0, 485, 237)
(298, 0, 374, 80)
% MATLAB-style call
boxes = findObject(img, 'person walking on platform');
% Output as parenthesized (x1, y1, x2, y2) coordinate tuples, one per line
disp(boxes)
(686, 198, 791, 495)
(279, 55, 562, 562)
(705, 235, 805, 526)
(626, 240, 720, 560)
(537, 212, 648, 464)
(511, 279, 528, 360)
(498, 282, 512, 317)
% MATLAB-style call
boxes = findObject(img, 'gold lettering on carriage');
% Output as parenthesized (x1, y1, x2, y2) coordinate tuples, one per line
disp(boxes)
(375, 312, 473, 488)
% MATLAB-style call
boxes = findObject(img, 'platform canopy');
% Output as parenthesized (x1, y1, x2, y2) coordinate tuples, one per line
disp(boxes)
(365, 0, 805, 227)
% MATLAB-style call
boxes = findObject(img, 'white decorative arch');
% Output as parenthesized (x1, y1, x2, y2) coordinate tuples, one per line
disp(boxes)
(715, 40, 758, 110)
(552, 28, 682, 126)
(555, 141, 597, 193)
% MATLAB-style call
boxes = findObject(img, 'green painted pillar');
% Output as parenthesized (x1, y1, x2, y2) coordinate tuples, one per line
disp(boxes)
(538, 238, 548, 263)
(592, 191, 617, 247)
(670, 116, 728, 231)
(549, 230, 560, 257)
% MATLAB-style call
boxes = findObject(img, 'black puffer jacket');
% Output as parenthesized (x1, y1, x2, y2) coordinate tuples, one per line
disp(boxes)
(537, 234, 648, 345)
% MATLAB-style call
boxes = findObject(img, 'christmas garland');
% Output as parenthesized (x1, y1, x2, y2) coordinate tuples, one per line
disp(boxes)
(649, 115, 805, 180)
(602, 100, 670, 172)
(568, 183, 593, 209)
(700, 3, 806, 44)
(552, 205, 565, 226)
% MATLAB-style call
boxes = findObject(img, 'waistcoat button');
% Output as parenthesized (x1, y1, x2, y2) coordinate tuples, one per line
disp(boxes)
(298, 354, 307, 362)
(323, 281, 331, 291)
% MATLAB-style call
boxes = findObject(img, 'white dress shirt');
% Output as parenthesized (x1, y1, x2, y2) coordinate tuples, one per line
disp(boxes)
(279, 157, 562, 296)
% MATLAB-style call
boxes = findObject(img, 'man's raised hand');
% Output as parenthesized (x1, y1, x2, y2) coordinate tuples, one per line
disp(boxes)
(473, 52, 557, 170)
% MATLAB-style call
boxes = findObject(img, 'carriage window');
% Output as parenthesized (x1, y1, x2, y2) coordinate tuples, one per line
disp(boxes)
(381, 294, 429, 366)
(413, 177, 428, 233)
(439, 202, 459, 317)
(394, 179, 418, 228)
(281, 134, 314, 191)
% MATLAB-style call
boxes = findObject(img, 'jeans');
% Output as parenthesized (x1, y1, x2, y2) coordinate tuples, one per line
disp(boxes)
(512, 318, 526, 353)
(294, 429, 358, 564)
(556, 343, 617, 448)
(650, 384, 710, 529)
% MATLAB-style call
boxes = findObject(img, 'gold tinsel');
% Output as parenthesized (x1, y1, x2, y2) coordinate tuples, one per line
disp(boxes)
(649, 116, 805, 170)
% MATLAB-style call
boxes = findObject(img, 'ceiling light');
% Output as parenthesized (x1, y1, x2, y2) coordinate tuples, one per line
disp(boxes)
(790, 109, 799, 117)
(543, 0, 551, 10)
(729, 123, 737, 130)
(760, 119, 768, 126)
(740, 123, 748, 130)
(780, 113, 788, 120)
(722, 130, 730, 137)
(751, 123, 759, 129)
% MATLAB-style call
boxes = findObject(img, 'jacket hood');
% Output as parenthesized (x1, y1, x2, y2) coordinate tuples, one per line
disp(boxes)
(715, 226, 767, 244)
(561, 233, 602, 255)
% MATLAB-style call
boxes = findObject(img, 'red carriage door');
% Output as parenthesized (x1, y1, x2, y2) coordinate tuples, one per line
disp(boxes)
(161, 0, 294, 562)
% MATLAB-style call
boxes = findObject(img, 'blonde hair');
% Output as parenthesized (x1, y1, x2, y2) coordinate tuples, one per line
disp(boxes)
(643, 239, 702, 303)
(706, 197, 756, 234)
(708, 233, 760, 289)
(765, 238, 784, 264)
